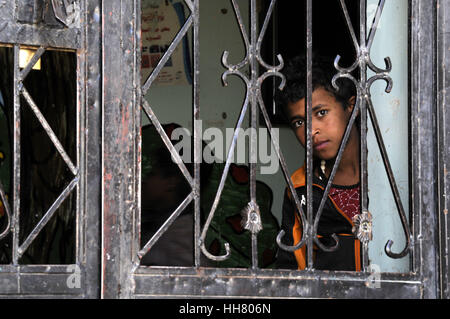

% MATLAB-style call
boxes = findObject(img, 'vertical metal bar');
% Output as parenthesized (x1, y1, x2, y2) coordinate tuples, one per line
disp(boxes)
(410, 0, 439, 298)
(437, 0, 450, 299)
(82, 0, 102, 298)
(359, 0, 369, 272)
(76, 39, 83, 268)
(249, 0, 258, 270)
(134, 0, 142, 270)
(12, 45, 21, 265)
(306, 0, 313, 270)
(101, 0, 138, 298)
(193, 0, 201, 267)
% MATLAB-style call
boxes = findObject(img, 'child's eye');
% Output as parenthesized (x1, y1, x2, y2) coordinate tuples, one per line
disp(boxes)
(292, 119, 304, 128)
(317, 109, 328, 117)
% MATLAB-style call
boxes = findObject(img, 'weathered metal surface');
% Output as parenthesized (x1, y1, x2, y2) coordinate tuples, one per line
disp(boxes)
(410, 0, 440, 299)
(133, 267, 422, 299)
(437, 0, 450, 300)
(0, 0, 101, 299)
(101, 0, 140, 299)
(0, 0, 80, 48)
(0, 265, 84, 296)
(100, 0, 442, 299)
(0, 0, 447, 299)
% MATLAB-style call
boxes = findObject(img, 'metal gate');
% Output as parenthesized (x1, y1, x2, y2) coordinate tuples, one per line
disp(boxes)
(0, 0, 448, 299)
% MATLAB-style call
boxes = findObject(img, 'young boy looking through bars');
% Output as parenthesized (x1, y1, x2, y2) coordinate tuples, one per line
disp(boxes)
(276, 56, 362, 271)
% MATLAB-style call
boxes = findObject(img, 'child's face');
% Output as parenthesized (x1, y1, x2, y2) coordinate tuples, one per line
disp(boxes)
(286, 87, 355, 161)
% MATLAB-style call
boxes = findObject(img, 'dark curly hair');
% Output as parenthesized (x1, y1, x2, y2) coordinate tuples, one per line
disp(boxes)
(275, 55, 356, 122)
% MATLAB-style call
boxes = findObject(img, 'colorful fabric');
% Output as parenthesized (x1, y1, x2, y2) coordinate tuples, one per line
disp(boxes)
(329, 185, 360, 221)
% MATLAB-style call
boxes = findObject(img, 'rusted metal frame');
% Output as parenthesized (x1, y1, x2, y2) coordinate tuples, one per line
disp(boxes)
(128, 0, 432, 299)
(410, 0, 439, 299)
(101, 0, 140, 299)
(72, 0, 101, 299)
(0, 25, 81, 50)
(0, 1, 98, 298)
(437, 0, 450, 299)
(132, 267, 423, 298)
(0, 265, 85, 296)
(8, 45, 80, 261)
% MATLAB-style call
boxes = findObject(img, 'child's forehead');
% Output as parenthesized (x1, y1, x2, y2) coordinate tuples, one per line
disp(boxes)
(287, 88, 339, 113)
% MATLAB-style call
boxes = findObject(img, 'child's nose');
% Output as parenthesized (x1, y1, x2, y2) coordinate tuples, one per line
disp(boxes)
(312, 125, 320, 136)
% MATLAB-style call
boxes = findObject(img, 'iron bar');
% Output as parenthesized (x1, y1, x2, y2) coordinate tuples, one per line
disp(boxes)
(199, 86, 250, 261)
(141, 15, 193, 96)
(366, 97, 411, 258)
(142, 99, 194, 188)
(222, 0, 250, 71)
(21, 87, 78, 176)
(137, 192, 194, 261)
(306, 0, 314, 269)
(193, 0, 201, 267)
(250, 0, 259, 270)
(366, 0, 386, 53)
(17, 176, 79, 259)
(12, 45, 21, 265)
(311, 90, 360, 252)
(19, 46, 45, 81)
(134, 0, 142, 270)
(255, 0, 283, 71)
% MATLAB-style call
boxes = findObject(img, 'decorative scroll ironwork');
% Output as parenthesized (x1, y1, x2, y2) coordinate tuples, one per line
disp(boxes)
(199, 0, 310, 269)
(332, 0, 411, 261)
(10, 45, 79, 264)
(137, 0, 411, 272)
(273, 0, 412, 270)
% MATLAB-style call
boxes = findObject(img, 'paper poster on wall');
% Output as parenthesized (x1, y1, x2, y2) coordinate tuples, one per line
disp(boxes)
(141, 0, 192, 86)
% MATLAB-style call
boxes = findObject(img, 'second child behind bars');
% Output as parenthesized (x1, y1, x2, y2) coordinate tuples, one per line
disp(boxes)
(275, 55, 362, 271)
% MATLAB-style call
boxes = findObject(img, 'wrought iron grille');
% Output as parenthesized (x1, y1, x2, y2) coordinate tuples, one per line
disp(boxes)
(0, 0, 100, 298)
(137, 0, 411, 272)
(0, 0, 445, 299)
(115, 0, 439, 299)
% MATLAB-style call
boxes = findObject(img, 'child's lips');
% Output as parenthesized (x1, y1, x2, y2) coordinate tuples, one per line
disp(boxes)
(314, 140, 329, 151)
